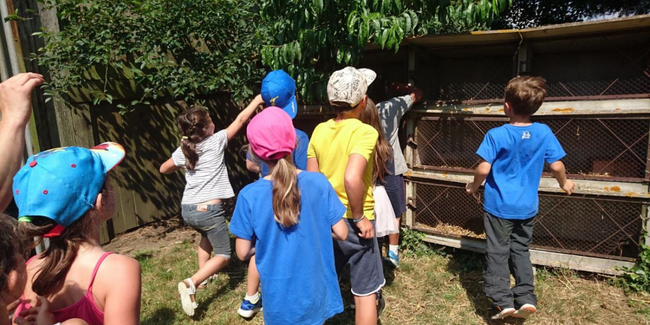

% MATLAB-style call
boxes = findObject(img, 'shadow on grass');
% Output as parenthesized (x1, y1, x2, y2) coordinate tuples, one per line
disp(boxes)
(447, 250, 526, 325)
(141, 307, 176, 325)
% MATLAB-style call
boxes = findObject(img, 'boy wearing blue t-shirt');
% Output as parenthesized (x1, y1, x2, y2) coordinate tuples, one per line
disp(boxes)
(466, 76, 575, 320)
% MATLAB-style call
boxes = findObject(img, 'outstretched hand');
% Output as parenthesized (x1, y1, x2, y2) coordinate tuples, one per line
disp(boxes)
(0, 73, 44, 128)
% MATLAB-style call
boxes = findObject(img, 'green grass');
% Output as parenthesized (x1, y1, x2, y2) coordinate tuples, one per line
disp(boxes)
(131, 236, 650, 325)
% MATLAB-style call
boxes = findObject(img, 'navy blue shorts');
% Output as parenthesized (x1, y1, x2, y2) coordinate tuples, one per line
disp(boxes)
(396, 174, 407, 215)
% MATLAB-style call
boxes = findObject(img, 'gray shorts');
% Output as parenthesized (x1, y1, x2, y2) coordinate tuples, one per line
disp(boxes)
(334, 219, 386, 296)
(181, 203, 231, 258)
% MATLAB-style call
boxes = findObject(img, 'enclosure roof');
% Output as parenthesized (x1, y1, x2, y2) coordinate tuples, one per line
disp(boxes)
(369, 14, 650, 49)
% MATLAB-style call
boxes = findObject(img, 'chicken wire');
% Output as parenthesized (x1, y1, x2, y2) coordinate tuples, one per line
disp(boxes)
(412, 181, 645, 259)
(414, 117, 650, 181)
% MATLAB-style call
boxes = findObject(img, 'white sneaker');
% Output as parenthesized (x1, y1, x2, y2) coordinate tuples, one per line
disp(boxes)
(491, 307, 515, 320)
(513, 304, 536, 319)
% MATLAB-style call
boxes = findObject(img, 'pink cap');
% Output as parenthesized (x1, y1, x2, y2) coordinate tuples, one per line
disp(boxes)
(247, 107, 296, 160)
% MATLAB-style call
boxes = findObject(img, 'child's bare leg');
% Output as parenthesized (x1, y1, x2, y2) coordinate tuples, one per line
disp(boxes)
(388, 218, 400, 246)
(246, 255, 260, 296)
(62, 318, 89, 325)
(190, 255, 229, 287)
(354, 294, 377, 325)
(198, 236, 212, 269)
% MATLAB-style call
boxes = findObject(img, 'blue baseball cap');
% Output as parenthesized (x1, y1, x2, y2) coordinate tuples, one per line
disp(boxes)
(13, 142, 125, 237)
(261, 70, 298, 119)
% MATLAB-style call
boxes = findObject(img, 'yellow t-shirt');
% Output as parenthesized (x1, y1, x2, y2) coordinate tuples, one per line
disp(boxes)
(307, 118, 378, 220)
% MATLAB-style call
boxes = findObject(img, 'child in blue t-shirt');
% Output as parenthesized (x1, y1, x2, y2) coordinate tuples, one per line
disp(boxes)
(466, 76, 575, 320)
(239, 70, 310, 318)
(230, 107, 348, 325)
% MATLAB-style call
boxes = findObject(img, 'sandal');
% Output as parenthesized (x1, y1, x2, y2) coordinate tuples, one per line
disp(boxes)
(198, 274, 218, 289)
(178, 278, 197, 316)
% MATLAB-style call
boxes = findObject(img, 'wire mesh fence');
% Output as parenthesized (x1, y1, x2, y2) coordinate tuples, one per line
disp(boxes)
(412, 181, 646, 260)
(422, 30, 650, 104)
(414, 117, 650, 181)
(531, 30, 650, 100)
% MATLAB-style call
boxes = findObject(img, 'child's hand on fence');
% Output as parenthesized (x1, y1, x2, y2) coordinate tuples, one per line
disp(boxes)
(465, 183, 481, 204)
(561, 180, 575, 195)
(14, 296, 56, 325)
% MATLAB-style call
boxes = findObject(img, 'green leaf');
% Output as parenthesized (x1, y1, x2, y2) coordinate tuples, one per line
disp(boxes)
(380, 28, 389, 48)
(394, 0, 402, 12)
(313, 0, 323, 14)
(403, 12, 412, 33)
(347, 11, 359, 34)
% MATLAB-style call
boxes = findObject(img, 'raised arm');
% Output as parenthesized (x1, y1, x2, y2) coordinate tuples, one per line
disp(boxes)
(390, 83, 423, 104)
(225, 95, 264, 141)
(0, 73, 44, 211)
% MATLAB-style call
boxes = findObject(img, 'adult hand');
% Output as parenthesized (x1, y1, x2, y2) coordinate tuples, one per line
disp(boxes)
(356, 217, 375, 239)
(0, 73, 44, 128)
(6, 298, 21, 316)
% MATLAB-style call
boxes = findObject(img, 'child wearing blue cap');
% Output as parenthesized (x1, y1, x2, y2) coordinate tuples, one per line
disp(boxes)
(12, 143, 141, 325)
(239, 70, 310, 318)
(160, 96, 263, 317)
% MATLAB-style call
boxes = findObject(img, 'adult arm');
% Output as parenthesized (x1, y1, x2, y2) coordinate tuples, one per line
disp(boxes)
(225, 95, 264, 141)
(0, 73, 44, 211)
(103, 255, 142, 325)
(466, 160, 491, 194)
(549, 160, 574, 195)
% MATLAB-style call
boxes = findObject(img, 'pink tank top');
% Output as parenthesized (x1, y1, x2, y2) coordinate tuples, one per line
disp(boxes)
(15, 252, 112, 325)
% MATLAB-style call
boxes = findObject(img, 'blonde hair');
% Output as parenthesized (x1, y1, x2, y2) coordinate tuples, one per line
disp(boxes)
(359, 98, 392, 184)
(249, 148, 301, 227)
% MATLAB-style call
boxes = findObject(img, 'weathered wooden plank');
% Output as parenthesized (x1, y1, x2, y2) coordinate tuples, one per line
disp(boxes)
(421, 232, 635, 275)
(411, 98, 650, 116)
(407, 169, 650, 199)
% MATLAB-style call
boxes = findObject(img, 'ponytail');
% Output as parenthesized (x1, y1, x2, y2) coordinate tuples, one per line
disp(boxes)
(359, 98, 392, 184)
(176, 107, 212, 171)
(270, 155, 301, 227)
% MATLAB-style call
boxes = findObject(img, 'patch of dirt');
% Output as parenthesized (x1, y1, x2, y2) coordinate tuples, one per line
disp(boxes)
(103, 217, 199, 256)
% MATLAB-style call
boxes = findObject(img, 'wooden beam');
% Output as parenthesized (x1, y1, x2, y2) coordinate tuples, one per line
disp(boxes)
(420, 232, 635, 275)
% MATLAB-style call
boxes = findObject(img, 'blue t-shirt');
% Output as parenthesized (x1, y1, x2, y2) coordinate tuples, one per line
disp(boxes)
(229, 171, 345, 325)
(248, 129, 309, 177)
(476, 123, 566, 219)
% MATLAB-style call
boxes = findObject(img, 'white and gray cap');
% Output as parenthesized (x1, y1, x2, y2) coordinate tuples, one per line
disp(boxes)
(327, 67, 377, 107)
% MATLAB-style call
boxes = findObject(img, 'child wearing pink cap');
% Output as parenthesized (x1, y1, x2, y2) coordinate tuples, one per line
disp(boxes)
(230, 107, 349, 325)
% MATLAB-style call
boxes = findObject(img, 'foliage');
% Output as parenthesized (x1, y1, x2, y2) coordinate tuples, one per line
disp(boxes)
(31, 0, 265, 111)
(618, 236, 650, 293)
(258, 0, 512, 103)
(27, 0, 511, 109)
(492, 0, 650, 29)
(400, 228, 440, 257)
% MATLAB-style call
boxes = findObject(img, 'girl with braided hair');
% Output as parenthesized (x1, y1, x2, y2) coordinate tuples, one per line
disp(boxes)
(159, 95, 264, 317)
